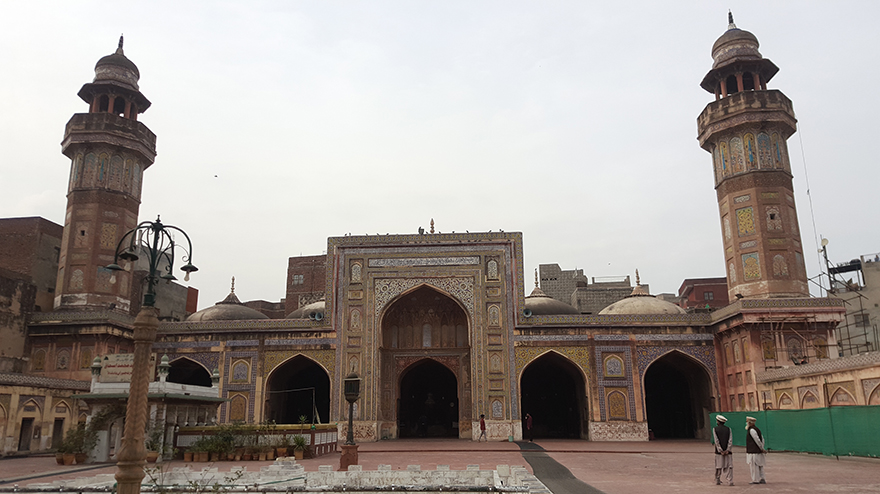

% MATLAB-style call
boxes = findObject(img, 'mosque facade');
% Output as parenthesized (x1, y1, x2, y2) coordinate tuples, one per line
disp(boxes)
(4, 16, 880, 455)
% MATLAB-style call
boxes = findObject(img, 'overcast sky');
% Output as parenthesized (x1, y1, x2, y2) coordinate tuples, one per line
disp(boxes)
(2, 1, 878, 311)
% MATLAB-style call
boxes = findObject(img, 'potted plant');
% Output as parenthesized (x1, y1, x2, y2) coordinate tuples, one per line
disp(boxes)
(291, 434, 307, 460)
(188, 436, 211, 462)
(56, 434, 75, 465)
(59, 423, 96, 465)
(275, 434, 290, 458)
(145, 423, 164, 463)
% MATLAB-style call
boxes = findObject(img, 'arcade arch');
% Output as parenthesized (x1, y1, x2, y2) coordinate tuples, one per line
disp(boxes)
(519, 351, 587, 439)
(398, 359, 459, 437)
(643, 350, 713, 439)
(264, 355, 330, 425)
(378, 285, 471, 439)
(168, 357, 212, 387)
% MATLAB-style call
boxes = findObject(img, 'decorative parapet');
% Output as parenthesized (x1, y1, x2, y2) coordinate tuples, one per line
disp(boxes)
(518, 312, 711, 327)
(710, 297, 846, 324)
(30, 310, 134, 328)
(0, 372, 90, 391)
(757, 351, 880, 383)
(159, 318, 330, 333)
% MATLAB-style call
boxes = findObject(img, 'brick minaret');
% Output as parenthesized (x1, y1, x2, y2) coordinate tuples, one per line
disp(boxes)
(697, 14, 808, 300)
(55, 37, 156, 312)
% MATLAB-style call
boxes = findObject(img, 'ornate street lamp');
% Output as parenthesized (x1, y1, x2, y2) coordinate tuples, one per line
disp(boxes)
(339, 372, 361, 470)
(107, 216, 196, 494)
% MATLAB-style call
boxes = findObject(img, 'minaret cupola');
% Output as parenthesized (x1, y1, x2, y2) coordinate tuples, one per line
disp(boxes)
(700, 13, 779, 100)
(76, 36, 151, 120)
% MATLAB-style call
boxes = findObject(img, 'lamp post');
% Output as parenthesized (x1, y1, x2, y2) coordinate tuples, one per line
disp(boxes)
(107, 216, 196, 494)
(339, 372, 361, 471)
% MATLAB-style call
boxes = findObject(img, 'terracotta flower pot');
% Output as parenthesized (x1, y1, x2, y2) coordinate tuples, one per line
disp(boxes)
(197, 451, 209, 462)
(74, 453, 88, 464)
(276, 447, 288, 457)
(63, 453, 75, 465)
(294, 449, 304, 460)
(146, 451, 160, 463)
(56, 453, 65, 465)
(242, 453, 252, 461)
(183, 451, 194, 462)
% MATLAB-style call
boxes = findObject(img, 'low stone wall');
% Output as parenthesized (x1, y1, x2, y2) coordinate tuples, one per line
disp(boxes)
(589, 420, 649, 441)
(15, 458, 548, 493)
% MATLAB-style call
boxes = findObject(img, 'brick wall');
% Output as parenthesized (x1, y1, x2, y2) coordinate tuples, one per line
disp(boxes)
(285, 255, 326, 317)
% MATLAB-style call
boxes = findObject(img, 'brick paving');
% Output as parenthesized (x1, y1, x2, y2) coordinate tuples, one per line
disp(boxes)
(1, 439, 878, 493)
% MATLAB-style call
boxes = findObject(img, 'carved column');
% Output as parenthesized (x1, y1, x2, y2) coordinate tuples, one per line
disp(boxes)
(115, 306, 158, 494)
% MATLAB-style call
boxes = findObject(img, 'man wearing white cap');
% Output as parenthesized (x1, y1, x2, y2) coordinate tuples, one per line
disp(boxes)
(713, 415, 734, 486)
(745, 416, 767, 484)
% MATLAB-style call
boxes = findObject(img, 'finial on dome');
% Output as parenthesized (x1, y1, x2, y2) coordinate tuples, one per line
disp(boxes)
(230, 276, 235, 293)
(635, 269, 641, 286)
(116, 35, 124, 55)
(727, 10, 737, 30)
(430, 218, 435, 234)
(535, 268, 539, 288)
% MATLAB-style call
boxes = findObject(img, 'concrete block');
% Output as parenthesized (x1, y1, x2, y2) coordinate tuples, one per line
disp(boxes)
(318, 465, 334, 472)
(407, 464, 421, 471)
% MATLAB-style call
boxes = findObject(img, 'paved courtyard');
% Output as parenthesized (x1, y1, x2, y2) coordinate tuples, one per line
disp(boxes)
(0, 439, 878, 493)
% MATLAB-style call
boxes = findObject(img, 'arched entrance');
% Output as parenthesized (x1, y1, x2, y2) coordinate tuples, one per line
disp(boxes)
(168, 358, 212, 387)
(643, 351, 713, 439)
(520, 352, 587, 439)
(378, 285, 471, 439)
(265, 356, 330, 425)
(398, 359, 459, 437)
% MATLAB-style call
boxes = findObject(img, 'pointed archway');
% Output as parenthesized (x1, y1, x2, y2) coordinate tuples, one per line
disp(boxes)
(398, 359, 459, 438)
(168, 358, 212, 387)
(520, 352, 587, 439)
(265, 355, 330, 425)
(643, 351, 713, 439)
(378, 285, 471, 439)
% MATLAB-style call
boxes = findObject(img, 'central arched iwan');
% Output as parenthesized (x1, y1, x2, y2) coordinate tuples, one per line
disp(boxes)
(377, 285, 471, 440)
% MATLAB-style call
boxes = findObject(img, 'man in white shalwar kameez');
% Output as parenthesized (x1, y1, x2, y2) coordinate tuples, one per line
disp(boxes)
(712, 415, 734, 485)
(745, 416, 767, 484)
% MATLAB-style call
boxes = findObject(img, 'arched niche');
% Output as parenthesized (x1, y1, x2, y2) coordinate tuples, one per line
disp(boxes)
(643, 350, 713, 439)
(381, 285, 469, 349)
(168, 357, 212, 387)
(264, 355, 330, 425)
(519, 351, 587, 439)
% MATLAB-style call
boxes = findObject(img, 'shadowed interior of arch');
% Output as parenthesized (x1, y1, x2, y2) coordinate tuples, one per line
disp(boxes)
(398, 359, 459, 438)
(520, 352, 586, 439)
(644, 351, 712, 439)
(265, 356, 330, 425)
(167, 358, 212, 387)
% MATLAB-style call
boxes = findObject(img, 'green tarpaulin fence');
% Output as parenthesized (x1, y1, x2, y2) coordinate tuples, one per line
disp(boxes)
(710, 406, 880, 457)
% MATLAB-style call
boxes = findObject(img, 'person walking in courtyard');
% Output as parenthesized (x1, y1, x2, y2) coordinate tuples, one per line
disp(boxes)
(745, 416, 767, 484)
(525, 413, 533, 442)
(479, 414, 487, 441)
(712, 415, 734, 486)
